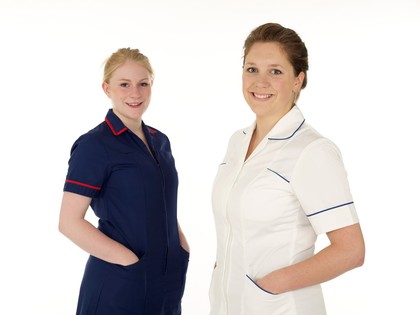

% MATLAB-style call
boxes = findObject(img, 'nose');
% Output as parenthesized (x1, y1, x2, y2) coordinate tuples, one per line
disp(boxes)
(254, 73, 269, 87)
(129, 86, 142, 98)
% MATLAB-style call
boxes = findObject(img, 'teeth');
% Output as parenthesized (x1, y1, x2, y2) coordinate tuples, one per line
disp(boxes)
(128, 102, 140, 106)
(253, 93, 271, 99)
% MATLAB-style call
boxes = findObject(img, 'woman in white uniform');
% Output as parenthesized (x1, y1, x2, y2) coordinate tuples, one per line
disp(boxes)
(209, 23, 365, 315)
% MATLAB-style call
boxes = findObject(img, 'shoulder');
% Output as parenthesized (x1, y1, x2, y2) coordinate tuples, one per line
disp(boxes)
(145, 124, 167, 137)
(145, 124, 171, 144)
(298, 122, 342, 160)
(288, 120, 340, 155)
(292, 136, 344, 183)
(144, 124, 175, 154)
(70, 122, 108, 154)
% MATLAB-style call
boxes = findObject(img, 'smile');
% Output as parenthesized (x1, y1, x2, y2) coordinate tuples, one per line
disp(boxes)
(252, 92, 272, 99)
(126, 102, 142, 107)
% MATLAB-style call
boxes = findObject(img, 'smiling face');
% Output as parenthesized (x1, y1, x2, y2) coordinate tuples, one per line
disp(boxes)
(242, 41, 304, 122)
(102, 60, 153, 127)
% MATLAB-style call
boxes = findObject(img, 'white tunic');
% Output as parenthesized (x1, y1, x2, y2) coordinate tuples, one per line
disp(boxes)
(209, 106, 359, 315)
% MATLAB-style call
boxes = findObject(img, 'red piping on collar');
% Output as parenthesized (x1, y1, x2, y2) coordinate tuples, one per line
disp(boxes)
(105, 118, 128, 135)
(147, 127, 157, 135)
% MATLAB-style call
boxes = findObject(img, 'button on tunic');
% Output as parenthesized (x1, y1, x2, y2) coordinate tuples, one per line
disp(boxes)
(64, 109, 189, 315)
(210, 106, 359, 315)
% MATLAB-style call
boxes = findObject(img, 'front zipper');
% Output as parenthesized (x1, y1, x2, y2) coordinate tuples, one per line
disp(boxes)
(221, 162, 245, 314)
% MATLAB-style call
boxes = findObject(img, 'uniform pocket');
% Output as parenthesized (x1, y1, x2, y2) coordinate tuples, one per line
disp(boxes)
(107, 254, 147, 278)
(245, 274, 277, 295)
(83, 255, 147, 313)
(161, 247, 189, 310)
(244, 274, 293, 315)
(115, 257, 144, 272)
(98, 257, 147, 313)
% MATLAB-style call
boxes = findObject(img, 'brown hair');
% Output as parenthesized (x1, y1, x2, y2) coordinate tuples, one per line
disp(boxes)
(103, 47, 154, 83)
(243, 23, 308, 90)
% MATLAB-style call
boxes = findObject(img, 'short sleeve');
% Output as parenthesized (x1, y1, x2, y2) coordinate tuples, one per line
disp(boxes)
(290, 138, 359, 234)
(63, 135, 109, 198)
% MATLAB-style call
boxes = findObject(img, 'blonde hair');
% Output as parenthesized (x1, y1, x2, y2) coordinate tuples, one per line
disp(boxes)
(103, 47, 154, 83)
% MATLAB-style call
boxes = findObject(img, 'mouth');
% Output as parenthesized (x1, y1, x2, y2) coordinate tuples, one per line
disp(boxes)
(126, 101, 142, 108)
(252, 92, 272, 100)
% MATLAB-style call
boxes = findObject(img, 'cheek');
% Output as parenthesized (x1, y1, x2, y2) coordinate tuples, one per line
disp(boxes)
(142, 89, 152, 102)
(121, 89, 134, 99)
(274, 81, 292, 95)
(270, 77, 284, 90)
(115, 93, 126, 101)
(242, 78, 252, 96)
(143, 89, 152, 100)
(242, 84, 250, 99)
(112, 93, 129, 105)
(242, 75, 251, 87)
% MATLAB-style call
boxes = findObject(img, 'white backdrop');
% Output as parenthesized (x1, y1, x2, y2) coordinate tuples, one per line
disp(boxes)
(1, 0, 419, 314)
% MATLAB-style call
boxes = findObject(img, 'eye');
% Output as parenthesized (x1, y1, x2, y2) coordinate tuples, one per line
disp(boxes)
(140, 82, 150, 87)
(120, 83, 129, 88)
(245, 67, 257, 73)
(271, 69, 283, 75)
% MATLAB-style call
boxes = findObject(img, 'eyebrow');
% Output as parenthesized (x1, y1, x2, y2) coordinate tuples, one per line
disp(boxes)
(245, 62, 285, 68)
(116, 78, 150, 82)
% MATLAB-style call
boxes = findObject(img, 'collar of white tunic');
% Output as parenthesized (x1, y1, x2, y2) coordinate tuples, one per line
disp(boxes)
(242, 106, 306, 142)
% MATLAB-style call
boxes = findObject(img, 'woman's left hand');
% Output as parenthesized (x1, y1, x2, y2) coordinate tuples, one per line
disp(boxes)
(256, 272, 281, 294)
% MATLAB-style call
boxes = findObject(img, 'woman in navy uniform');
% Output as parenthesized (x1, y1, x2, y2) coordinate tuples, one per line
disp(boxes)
(59, 47, 189, 314)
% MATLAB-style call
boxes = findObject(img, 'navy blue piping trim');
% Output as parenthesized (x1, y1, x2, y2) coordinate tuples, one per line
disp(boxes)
(267, 168, 289, 183)
(307, 201, 354, 217)
(268, 119, 305, 141)
(246, 275, 278, 295)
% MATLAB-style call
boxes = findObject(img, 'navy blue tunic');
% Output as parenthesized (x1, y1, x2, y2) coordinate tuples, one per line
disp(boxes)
(63, 109, 189, 314)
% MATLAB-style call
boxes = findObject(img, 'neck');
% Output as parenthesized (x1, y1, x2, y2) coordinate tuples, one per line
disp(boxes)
(126, 120, 142, 133)
(254, 116, 277, 139)
(255, 105, 294, 137)
(120, 118, 144, 139)
(112, 110, 143, 133)
(131, 124, 145, 139)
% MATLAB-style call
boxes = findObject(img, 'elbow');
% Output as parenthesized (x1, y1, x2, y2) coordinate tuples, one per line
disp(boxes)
(351, 243, 365, 269)
(356, 247, 365, 268)
(58, 218, 70, 237)
(353, 252, 365, 269)
(58, 221, 66, 235)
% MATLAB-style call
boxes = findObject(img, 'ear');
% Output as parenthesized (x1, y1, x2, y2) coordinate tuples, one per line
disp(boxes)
(293, 72, 305, 93)
(102, 81, 111, 98)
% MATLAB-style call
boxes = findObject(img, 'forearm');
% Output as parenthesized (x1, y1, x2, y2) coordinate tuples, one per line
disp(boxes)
(259, 244, 360, 293)
(257, 224, 365, 294)
(60, 218, 138, 266)
(59, 192, 138, 265)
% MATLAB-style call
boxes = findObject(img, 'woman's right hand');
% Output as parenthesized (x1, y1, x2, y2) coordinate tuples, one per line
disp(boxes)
(120, 252, 140, 266)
